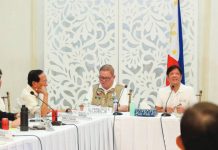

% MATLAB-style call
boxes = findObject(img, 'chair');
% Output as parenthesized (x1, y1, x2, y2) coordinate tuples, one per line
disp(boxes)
(128, 89, 133, 111)
(196, 90, 203, 102)
(1, 92, 11, 112)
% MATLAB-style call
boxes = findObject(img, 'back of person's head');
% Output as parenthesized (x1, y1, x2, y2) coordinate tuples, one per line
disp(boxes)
(180, 102, 218, 150)
(167, 65, 182, 76)
(28, 70, 43, 86)
(99, 64, 114, 75)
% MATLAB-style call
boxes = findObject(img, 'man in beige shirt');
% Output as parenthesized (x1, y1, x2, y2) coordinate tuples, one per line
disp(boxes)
(86, 64, 128, 112)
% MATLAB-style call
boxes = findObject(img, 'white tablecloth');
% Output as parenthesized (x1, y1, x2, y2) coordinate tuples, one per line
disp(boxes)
(0, 115, 113, 150)
(114, 113, 181, 150)
(0, 113, 181, 150)
(78, 116, 113, 150)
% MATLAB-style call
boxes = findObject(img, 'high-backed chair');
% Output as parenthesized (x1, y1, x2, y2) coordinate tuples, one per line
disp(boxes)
(1, 92, 11, 112)
(196, 90, 203, 102)
(128, 89, 133, 111)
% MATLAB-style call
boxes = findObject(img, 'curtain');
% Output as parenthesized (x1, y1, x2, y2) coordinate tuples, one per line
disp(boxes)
(199, 0, 218, 103)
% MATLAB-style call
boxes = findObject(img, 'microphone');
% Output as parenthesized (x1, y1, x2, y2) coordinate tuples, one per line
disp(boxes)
(30, 91, 63, 126)
(161, 85, 174, 117)
(30, 91, 53, 110)
(113, 85, 127, 116)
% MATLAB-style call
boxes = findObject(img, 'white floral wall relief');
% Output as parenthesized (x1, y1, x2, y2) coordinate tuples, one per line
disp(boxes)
(119, 0, 197, 107)
(45, 0, 117, 109)
(44, 0, 198, 109)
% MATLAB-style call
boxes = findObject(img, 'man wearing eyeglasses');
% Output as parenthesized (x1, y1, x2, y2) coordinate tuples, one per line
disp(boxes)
(15, 70, 49, 117)
(86, 64, 128, 112)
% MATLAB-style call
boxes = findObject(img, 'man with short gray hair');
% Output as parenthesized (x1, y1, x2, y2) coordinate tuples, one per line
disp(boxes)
(86, 64, 128, 112)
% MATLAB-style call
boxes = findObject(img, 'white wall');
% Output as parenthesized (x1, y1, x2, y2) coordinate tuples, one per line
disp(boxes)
(0, 0, 43, 111)
(1, 0, 218, 111)
(208, 1, 218, 103)
(44, 0, 198, 109)
(198, 0, 218, 104)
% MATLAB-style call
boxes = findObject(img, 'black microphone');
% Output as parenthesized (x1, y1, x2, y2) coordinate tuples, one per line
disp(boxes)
(113, 85, 128, 116)
(161, 85, 174, 117)
(30, 91, 54, 111)
(30, 91, 63, 126)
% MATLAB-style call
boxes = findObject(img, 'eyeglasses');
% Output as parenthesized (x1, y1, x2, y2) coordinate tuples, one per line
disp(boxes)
(40, 80, 47, 84)
(99, 76, 113, 81)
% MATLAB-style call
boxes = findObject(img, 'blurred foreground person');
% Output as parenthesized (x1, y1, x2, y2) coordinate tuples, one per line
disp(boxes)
(176, 102, 218, 150)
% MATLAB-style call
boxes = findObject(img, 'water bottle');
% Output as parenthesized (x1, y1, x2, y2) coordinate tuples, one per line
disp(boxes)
(52, 110, 58, 122)
(20, 105, 29, 131)
(1, 118, 9, 130)
(83, 98, 89, 112)
(130, 100, 135, 116)
(34, 109, 41, 122)
(113, 94, 118, 112)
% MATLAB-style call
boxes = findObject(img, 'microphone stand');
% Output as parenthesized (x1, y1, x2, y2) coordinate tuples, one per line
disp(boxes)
(161, 85, 174, 117)
(113, 85, 127, 116)
(30, 91, 63, 126)
(113, 111, 122, 115)
(113, 95, 122, 115)
(113, 85, 127, 115)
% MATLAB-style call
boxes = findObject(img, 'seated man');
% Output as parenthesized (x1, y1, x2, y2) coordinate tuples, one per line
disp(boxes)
(155, 65, 197, 114)
(16, 70, 49, 117)
(86, 64, 128, 112)
(176, 102, 218, 150)
(0, 69, 20, 128)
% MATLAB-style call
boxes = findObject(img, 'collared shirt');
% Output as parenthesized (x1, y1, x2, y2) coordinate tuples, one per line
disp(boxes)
(86, 81, 129, 106)
(16, 85, 40, 117)
(156, 84, 197, 109)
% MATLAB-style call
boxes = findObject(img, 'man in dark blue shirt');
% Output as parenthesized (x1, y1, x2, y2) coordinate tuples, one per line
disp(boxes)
(0, 69, 20, 128)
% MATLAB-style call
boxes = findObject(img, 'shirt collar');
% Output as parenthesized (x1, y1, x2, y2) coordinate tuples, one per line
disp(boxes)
(27, 85, 38, 96)
(177, 83, 185, 93)
(167, 83, 185, 93)
(98, 81, 117, 93)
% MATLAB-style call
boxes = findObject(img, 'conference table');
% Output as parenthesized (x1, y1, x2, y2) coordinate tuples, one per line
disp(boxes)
(0, 115, 113, 150)
(0, 112, 180, 150)
(114, 113, 180, 150)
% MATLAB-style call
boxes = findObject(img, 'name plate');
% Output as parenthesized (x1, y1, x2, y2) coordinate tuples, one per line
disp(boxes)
(135, 109, 157, 117)
(61, 113, 78, 124)
(88, 106, 109, 114)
